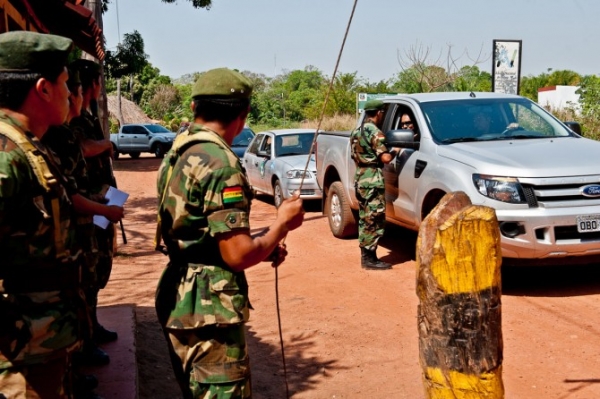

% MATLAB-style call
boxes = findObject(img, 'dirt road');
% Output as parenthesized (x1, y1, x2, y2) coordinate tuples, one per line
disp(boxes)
(103, 155, 600, 399)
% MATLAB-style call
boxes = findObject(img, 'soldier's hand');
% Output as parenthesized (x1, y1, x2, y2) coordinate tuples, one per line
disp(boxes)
(277, 191, 304, 232)
(269, 243, 288, 268)
(105, 205, 124, 223)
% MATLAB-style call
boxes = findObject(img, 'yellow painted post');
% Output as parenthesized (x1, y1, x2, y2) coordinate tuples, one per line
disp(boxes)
(416, 191, 504, 399)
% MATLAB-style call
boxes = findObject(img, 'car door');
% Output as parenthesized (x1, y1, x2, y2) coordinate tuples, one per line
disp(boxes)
(117, 125, 134, 151)
(382, 102, 422, 227)
(129, 125, 150, 151)
(243, 134, 266, 192)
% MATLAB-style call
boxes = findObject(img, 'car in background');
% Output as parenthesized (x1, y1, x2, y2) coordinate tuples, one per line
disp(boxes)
(231, 127, 255, 158)
(110, 123, 176, 159)
(242, 128, 322, 207)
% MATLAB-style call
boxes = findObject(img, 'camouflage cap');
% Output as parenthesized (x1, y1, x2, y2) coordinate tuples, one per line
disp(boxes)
(363, 99, 385, 111)
(0, 31, 72, 74)
(69, 59, 101, 74)
(192, 68, 253, 99)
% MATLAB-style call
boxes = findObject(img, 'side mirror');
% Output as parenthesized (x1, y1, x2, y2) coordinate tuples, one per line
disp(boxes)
(563, 121, 582, 135)
(385, 129, 420, 150)
(257, 150, 271, 158)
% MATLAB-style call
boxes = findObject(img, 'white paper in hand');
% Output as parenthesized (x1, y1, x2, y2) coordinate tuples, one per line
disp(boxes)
(93, 186, 129, 229)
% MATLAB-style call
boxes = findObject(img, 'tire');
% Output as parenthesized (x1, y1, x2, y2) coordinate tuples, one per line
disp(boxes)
(153, 143, 166, 158)
(326, 181, 358, 238)
(273, 180, 284, 208)
(129, 152, 141, 159)
(112, 144, 119, 159)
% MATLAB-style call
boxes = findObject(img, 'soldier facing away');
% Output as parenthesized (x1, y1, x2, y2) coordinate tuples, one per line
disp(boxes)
(0, 31, 85, 398)
(155, 67, 304, 398)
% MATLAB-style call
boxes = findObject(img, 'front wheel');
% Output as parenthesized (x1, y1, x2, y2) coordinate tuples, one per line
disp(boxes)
(273, 180, 283, 208)
(325, 181, 357, 238)
(153, 143, 166, 158)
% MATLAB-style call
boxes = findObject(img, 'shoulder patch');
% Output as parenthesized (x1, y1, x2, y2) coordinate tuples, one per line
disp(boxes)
(222, 186, 244, 204)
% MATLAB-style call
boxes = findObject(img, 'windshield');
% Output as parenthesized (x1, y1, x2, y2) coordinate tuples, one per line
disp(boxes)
(145, 124, 172, 133)
(232, 128, 255, 146)
(275, 133, 315, 157)
(420, 98, 574, 144)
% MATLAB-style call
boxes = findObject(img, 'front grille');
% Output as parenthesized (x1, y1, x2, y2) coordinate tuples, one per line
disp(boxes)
(520, 176, 600, 209)
(554, 226, 600, 241)
(300, 189, 315, 195)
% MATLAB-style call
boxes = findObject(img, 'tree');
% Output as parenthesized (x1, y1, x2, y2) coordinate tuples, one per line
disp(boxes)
(104, 30, 148, 125)
(394, 41, 489, 93)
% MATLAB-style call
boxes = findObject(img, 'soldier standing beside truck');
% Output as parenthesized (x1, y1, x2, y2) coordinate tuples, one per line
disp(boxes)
(350, 99, 396, 270)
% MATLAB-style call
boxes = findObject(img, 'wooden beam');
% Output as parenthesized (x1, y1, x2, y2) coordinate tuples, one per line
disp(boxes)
(416, 191, 504, 398)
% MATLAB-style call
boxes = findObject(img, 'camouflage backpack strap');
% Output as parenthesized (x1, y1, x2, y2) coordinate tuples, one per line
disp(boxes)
(154, 129, 228, 254)
(0, 120, 67, 258)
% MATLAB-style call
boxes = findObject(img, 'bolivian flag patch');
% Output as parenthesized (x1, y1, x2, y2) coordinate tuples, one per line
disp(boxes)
(222, 186, 244, 204)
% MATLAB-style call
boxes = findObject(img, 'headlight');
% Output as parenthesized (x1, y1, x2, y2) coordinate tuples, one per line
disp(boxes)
(472, 174, 526, 203)
(286, 170, 312, 179)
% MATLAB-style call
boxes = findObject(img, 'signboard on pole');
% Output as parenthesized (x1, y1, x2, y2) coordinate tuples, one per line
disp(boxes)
(357, 93, 400, 117)
(492, 40, 522, 95)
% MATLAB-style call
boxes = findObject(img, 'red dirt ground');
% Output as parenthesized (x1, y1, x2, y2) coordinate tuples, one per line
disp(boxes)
(102, 154, 600, 399)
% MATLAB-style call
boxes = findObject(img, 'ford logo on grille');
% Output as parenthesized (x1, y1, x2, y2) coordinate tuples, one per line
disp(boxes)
(581, 184, 600, 197)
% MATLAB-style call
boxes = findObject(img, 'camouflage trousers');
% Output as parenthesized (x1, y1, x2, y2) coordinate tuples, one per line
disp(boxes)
(355, 184, 386, 251)
(163, 324, 251, 399)
(95, 223, 115, 290)
(0, 356, 72, 399)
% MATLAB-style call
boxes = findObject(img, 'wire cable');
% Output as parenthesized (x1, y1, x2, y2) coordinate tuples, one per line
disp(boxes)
(273, 1, 359, 397)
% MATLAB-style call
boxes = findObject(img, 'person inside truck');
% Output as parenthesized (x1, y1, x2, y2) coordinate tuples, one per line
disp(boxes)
(400, 113, 420, 142)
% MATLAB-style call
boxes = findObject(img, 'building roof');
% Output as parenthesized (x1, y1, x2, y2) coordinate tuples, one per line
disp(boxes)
(8, 0, 104, 60)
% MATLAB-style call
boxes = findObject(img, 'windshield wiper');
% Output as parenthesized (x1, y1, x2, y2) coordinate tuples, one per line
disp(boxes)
(441, 137, 483, 144)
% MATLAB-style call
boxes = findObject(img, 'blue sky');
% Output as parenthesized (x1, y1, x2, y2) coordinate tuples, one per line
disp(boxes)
(102, 0, 600, 82)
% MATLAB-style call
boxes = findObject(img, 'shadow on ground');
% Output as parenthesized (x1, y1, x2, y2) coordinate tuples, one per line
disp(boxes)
(135, 306, 343, 399)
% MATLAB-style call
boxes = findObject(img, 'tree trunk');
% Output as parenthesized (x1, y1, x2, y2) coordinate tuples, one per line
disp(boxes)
(416, 191, 504, 398)
(82, 0, 110, 137)
(116, 78, 124, 126)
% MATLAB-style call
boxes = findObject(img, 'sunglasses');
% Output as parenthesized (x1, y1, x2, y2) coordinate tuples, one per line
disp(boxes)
(401, 121, 413, 126)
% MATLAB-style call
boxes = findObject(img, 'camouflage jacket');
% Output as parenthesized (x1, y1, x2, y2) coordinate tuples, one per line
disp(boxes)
(156, 124, 252, 330)
(0, 114, 83, 367)
(350, 120, 388, 189)
(43, 124, 98, 271)
(70, 110, 113, 194)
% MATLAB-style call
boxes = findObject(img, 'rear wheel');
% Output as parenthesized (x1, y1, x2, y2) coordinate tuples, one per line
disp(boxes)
(112, 144, 119, 159)
(326, 181, 357, 238)
(129, 152, 141, 159)
(273, 180, 283, 208)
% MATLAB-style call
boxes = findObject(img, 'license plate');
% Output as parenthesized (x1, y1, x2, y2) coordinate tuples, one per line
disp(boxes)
(576, 214, 600, 233)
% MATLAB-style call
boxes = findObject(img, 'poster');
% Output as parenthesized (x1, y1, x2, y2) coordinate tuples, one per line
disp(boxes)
(492, 40, 522, 95)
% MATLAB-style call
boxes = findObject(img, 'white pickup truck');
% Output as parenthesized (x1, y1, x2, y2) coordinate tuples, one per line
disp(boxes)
(316, 92, 600, 265)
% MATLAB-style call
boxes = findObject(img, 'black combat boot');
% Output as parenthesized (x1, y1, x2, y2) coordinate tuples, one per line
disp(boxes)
(360, 248, 392, 270)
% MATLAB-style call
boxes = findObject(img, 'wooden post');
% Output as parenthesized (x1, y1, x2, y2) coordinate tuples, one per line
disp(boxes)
(416, 191, 504, 398)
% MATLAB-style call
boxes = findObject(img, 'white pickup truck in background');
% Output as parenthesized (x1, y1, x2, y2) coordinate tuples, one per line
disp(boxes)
(315, 92, 600, 265)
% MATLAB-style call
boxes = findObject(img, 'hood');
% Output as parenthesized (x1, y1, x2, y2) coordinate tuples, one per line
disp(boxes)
(437, 136, 600, 177)
(279, 154, 317, 171)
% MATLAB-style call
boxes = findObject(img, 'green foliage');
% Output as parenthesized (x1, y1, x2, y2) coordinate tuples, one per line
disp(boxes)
(161, 0, 213, 8)
(576, 75, 600, 140)
(104, 30, 148, 79)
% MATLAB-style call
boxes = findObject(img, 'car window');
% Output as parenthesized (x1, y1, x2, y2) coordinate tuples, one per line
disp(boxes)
(275, 133, 315, 156)
(121, 125, 133, 134)
(145, 124, 172, 133)
(247, 134, 264, 155)
(233, 128, 255, 146)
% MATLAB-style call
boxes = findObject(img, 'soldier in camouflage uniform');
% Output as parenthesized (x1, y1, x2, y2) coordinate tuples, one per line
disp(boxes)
(69, 60, 120, 362)
(155, 68, 304, 399)
(350, 99, 397, 270)
(43, 66, 123, 398)
(0, 31, 86, 398)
